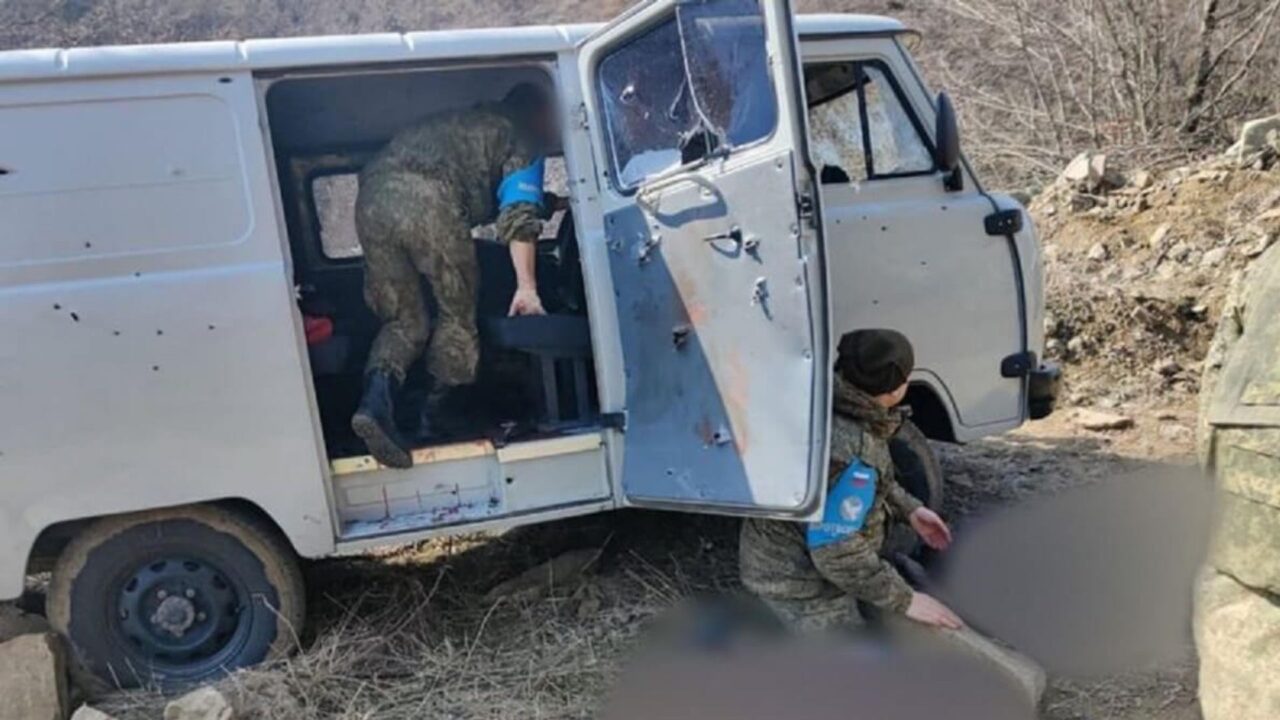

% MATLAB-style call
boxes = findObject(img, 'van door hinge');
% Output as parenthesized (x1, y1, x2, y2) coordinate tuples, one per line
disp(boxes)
(796, 192, 815, 223)
(985, 208, 1023, 236)
(1001, 351, 1037, 378)
(601, 411, 627, 432)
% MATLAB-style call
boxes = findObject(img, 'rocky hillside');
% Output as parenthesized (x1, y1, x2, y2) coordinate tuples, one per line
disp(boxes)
(1033, 118, 1280, 410)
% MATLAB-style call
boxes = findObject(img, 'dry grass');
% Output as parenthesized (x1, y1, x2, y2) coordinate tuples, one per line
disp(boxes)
(95, 512, 741, 719)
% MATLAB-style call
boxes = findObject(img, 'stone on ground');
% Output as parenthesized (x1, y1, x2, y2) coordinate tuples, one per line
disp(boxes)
(1233, 114, 1280, 159)
(1073, 408, 1134, 431)
(0, 632, 69, 720)
(163, 687, 234, 720)
(940, 626, 1048, 710)
(0, 603, 51, 643)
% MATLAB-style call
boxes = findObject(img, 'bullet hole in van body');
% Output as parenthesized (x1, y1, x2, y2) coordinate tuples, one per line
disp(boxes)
(0, 167, 10, 176)
(84, 241, 92, 249)
(152, 365, 160, 372)
(70, 312, 80, 322)
(53, 303, 62, 310)
(218, 77, 232, 84)
(113, 331, 121, 336)
(156, 330, 164, 336)
(208, 324, 216, 331)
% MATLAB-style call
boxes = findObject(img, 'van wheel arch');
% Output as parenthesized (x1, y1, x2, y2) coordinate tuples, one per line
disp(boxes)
(905, 383, 956, 443)
(46, 502, 306, 695)
(27, 497, 303, 576)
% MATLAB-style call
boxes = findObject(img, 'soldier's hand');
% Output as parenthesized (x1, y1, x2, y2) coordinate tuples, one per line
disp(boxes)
(906, 592, 964, 630)
(908, 507, 953, 551)
(508, 286, 547, 316)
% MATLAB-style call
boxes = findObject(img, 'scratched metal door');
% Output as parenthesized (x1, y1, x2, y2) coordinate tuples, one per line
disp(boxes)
(579, 0, 830, 517)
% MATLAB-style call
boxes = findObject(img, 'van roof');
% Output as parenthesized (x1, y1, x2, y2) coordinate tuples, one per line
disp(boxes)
(0, 14, 905, 84)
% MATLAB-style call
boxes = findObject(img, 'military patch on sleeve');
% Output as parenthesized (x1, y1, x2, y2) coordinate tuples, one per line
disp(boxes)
(807, 459, 878, 550)
(497, 156, 545, 210)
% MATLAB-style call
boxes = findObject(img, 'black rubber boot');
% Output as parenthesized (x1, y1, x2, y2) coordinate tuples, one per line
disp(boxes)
(351, 371, 413, 469)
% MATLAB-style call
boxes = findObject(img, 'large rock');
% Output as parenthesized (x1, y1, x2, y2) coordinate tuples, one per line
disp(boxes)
(0, 603, 51, 643)
(1195, 571, 1280, 720)
(164, 687, 234, 720)
(884, 617, 1046, 713)
(0, 633, 69, 720)
(1060, 151, 1123, 193)
(939, 626, 1047, 709)
(1232, 114, 1280, 160)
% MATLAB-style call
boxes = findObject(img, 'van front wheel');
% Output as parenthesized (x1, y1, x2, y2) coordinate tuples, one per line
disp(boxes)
(47, 504, 305, 693)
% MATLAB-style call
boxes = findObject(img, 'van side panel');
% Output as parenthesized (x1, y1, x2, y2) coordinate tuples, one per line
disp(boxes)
(0, 72, 334, 600)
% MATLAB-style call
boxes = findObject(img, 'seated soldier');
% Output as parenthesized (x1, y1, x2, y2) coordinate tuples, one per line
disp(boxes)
(739, 329, 964, 632)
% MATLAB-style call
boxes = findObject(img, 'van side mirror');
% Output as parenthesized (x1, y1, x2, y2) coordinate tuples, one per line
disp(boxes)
(935, 91, 963, 192)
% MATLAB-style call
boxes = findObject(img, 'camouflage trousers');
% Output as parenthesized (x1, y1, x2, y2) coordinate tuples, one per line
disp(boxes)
(357, 172, 479, 396)
(1195, 428, 1280, 720)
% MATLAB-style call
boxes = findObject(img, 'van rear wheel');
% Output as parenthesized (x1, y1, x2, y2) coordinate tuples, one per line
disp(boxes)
(47, 505, 305, 693)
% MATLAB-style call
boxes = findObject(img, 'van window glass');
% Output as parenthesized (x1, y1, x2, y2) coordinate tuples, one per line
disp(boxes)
(862, 65, 934, 176)
(807, 64, 868, 183)
(597, 0, 777, 191)
(805, 61, 934, 184)
(313, 174, 362, 260)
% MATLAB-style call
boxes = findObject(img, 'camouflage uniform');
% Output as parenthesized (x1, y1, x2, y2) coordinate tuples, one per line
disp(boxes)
(1196, 242, 1280, 720)
(356, 104, 545, 393)
(739, 376, 923, 632)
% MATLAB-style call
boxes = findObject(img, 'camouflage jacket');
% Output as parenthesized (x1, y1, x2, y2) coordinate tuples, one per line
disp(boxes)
(360, 103, 546, 244)
(740, 377, 923, 616)
(1197, 242, 1280, 596)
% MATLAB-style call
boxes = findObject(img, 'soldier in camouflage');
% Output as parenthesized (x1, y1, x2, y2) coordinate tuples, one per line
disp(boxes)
(1196, 242, 1280, 720)
(740, 329, 963, 632)
(351, 83, 560, 468)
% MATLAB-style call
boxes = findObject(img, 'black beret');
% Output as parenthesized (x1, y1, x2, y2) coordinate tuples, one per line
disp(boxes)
(835, 329, 915, 396)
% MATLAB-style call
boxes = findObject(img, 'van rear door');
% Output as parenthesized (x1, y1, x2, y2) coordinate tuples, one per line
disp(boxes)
(578, 0, 829, 518)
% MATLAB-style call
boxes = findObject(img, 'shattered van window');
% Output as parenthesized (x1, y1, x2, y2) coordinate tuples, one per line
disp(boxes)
(598, 17, 693, 189)
(597, 0, 776, 190)
(677, 0, 776, 150)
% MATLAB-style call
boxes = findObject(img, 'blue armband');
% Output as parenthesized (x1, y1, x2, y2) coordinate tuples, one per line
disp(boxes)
(497, 157, 545, 210)
(807, 459, 878, 550)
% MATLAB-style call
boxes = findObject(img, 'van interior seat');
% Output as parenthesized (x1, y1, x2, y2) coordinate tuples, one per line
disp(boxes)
(481, 314, 593, 424)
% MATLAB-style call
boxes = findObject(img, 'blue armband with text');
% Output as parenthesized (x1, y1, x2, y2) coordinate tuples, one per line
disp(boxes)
(497, 157, 545, 210)
(807, 459, 878, 550)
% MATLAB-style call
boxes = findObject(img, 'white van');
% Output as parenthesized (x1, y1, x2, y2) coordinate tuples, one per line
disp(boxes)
(0, 0, 1057, 687)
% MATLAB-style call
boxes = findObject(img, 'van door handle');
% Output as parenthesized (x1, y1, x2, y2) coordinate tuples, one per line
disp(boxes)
(703, 226, 742, 245)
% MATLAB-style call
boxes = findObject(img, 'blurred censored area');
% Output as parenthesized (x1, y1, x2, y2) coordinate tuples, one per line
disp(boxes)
(603, 633, 1035, 720)
(604, 466, 1212, 719)
(937, 466, 1213, 677)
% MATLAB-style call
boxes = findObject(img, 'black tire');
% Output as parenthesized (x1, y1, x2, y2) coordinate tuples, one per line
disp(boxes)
(889, 418, 944, 511)
(47, 505, 305, 693)
(885, 419, 945, 558)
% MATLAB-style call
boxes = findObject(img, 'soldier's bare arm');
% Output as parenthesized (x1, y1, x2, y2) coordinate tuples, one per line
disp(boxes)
(508, 239, 545, 317)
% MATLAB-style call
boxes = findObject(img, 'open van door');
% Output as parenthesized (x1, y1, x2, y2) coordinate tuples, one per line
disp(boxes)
(579, 0, 829, 517)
